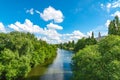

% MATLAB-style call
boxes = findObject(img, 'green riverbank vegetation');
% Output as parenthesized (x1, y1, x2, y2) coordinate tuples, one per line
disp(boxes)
(72, 16, 120, 80)
(0, 31, 57, 80)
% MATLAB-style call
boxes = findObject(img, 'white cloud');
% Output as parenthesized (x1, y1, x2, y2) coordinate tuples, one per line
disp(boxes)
(0, 23, 6, 32)
(62, 30, 86, 42)
(100, 3, 112, 12)
(8, 19, 44, 33)
(70, 31, 85, 40)
(8, 19, 62, 44)
(72, 30, 85, 38)
(44, 29, 61, 40)
(101, 0, 120, 12)
(87, 26, 108, 37)
(106, 3, 111, 12)
(47, 22, 63, 30)
(9, 24, 20, 31)
(37, 6, 64, 23)
(26, 8, 34, 15)
(6, 18, 107, 44)
(36, 10, 40, 14)
(87, 31, 92, 37)
(6, 18, 108, 44)
(111, 11, 120, 18)
(100, 3, 104, 8)
(105, 20, 111, 27)
(112, 0, 120, 8)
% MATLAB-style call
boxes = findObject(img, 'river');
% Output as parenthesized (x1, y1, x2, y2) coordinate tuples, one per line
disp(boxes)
(26, 49, 73, 80)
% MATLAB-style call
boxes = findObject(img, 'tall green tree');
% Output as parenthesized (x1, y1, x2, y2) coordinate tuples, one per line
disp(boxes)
(91, 31, 94, 38)
(108, 15, 120, 35)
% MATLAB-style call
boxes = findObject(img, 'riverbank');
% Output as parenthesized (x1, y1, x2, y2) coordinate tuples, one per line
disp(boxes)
(25, 49, 73, 80)
(0, 32, 57, 80)
(25, 54, 57, 79)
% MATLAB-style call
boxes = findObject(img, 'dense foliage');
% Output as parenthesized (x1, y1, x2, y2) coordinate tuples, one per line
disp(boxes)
(72, 35, 120, 80)
(74, 32, 97, 52)
(58, 40, 75, 50)
(108, 16, 120, 35)
(0, 31, 57, 80)
(58, 32, 97, 52)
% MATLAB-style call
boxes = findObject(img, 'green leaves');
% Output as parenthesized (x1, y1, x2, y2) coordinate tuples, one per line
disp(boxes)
(72, 35, 120, 80)
(74, 36, 97, 52)
(0, 31, 57, 80)
(58, 40, 75, 51)
(108, 15, 120, 35)
(72, 45, 101, 80)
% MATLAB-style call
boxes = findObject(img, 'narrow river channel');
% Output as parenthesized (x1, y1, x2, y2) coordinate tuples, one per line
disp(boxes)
(26, 49, 73, 80)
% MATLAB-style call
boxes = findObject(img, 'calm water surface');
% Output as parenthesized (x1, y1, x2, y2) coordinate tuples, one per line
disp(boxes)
(27, 49, 73, 80)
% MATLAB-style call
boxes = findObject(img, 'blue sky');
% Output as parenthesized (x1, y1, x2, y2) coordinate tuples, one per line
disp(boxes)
(0, 0, 120, 43)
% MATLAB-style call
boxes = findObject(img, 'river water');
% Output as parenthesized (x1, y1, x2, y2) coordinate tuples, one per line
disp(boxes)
(26, 49, 73, 80)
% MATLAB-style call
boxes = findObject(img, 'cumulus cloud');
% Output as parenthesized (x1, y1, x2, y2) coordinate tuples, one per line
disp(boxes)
(37, 6, 64, 23)
(44, 29, 61, 40)
(70, 31, 86, 41)
(72, 30, 85, 38)
(26, 8, 34, 15)
(111, 11, 120, 18)
(8, 19, 44, 33)
(6, 18, 108, 44)
(62, 30, 86, 42)
(105, 20, 111, 27)
(0, 23, 6, 32)
(8, 19, 63, 44)
(47, 22, 63, 30)
(87, 31, 93, 37)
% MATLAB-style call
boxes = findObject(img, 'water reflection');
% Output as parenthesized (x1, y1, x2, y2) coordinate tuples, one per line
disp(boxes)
(40, 49, 73, 80)
(27, 49, 73, 80)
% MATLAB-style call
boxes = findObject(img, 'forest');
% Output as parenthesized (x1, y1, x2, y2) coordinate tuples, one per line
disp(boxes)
(72, 16, 120, 80)
(0, 31, 57, 80)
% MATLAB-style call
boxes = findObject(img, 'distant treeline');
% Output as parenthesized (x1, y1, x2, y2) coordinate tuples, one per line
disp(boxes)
(0, 31, 57, 80)
(57, 31, 97, 52)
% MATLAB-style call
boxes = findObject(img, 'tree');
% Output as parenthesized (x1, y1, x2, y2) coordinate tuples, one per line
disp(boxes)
(72, 35, 120, 80)
(108, 15, 120, 35)
(0, 31, 57, 80)
(58, 40, 75, 51)
(74, 36, 97, 52)
(74, 38, 86, 52)
(91, 31, 94, 38)
(72, 45, 101, 80)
